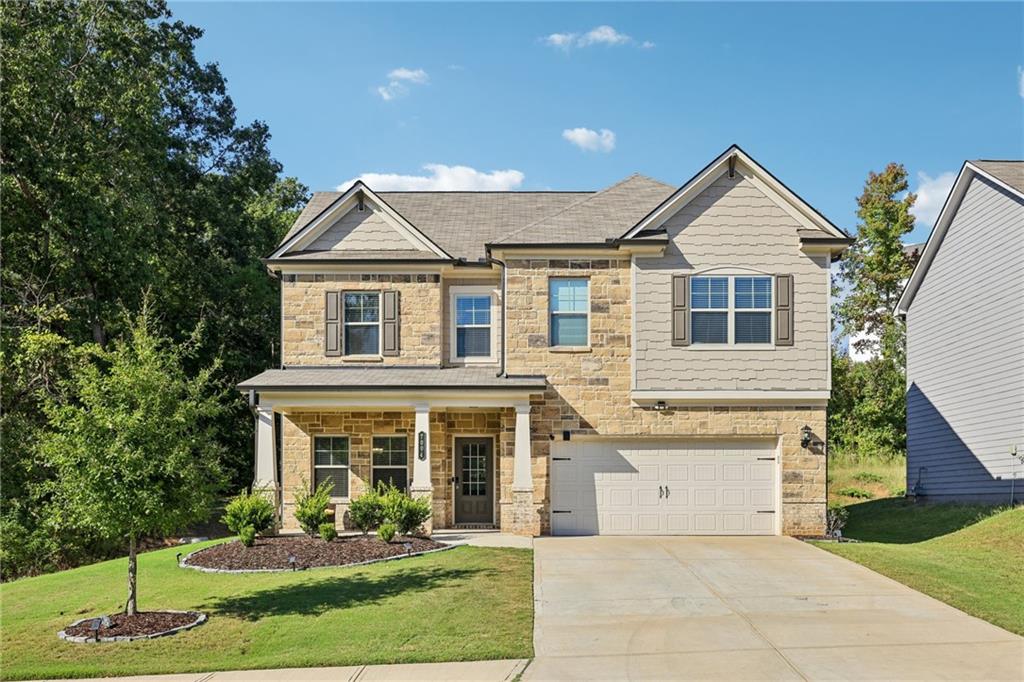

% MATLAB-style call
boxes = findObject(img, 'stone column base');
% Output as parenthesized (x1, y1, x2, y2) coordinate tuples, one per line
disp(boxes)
(501, 489, 540, 536)
(410, 486, 434, 536)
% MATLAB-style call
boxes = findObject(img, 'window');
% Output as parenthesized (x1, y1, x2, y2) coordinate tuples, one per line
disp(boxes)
(691, 275, 773, 345)
(372, 435, 409, 492)
(313, 436, 349, 498)
(455, 295, 491, 359)
(343, 292, 380, 355)
(549, 278, 589, 346)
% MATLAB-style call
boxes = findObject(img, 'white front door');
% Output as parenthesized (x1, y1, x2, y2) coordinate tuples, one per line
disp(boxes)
(549, 440, 778, 535)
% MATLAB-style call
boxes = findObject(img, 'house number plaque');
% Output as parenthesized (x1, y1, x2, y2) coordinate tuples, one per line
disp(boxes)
(417, 431, 426, 461)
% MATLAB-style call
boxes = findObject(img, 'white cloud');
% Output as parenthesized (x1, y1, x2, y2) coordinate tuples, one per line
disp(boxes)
(338, 164, 525, 192)
(376, 67, 429, 101)
(910, 170, 957, 229)
(562, 127, 616, 153)
(1018, 65, 1024, 98)
(542, 25, 649, 50)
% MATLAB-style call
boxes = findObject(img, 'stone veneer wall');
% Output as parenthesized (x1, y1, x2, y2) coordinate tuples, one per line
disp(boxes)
(503, 257, 827, 536)
(280, 273, 442, 366)
(280, 408, 509, 532)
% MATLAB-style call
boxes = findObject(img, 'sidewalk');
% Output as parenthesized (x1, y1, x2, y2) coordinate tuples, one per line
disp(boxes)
(44, 659, 530, 682)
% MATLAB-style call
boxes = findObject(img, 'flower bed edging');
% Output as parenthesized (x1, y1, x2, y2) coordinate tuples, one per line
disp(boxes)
(178, 541, 455, 574)
(58, 611, 207, 643)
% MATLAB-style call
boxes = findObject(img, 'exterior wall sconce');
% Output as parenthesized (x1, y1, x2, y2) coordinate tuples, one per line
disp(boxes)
(653, 401, 668, 411)
(800, 425, 813, 449)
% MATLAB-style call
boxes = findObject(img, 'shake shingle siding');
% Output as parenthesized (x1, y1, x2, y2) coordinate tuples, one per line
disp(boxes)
(906, 175, 1024, 501)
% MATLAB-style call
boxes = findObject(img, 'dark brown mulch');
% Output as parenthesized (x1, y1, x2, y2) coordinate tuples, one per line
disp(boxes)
(64, 611, 199, 639)
(183, 535, 446, 571)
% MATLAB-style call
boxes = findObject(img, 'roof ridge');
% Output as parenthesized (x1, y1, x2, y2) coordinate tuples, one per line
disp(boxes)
(493, 173, 668, 244)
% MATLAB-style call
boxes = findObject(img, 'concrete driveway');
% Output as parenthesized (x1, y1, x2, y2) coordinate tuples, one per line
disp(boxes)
(525, 536, 1023, 681)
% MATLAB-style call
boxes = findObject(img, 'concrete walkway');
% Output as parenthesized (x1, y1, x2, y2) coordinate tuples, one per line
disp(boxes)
(525, 535, 1024, 681)
(46, 659, 528, 682)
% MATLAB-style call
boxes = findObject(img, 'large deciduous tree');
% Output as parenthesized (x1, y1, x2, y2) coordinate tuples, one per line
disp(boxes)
(1, 0, 308, 578)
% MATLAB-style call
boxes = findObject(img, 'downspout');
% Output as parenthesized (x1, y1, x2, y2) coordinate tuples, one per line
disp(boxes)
(487, 255, 507, 377)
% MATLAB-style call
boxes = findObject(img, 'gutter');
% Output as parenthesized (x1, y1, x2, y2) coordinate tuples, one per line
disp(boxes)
(487, 255, 508, 377)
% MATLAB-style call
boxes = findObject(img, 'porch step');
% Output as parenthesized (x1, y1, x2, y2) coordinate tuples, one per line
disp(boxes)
(452, 523, 496, 530)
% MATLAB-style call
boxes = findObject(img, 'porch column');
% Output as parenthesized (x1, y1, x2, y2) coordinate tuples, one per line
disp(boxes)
(509, 403, 539, 536)
(410, 403, 434, 534)
(253, 406, 278, 505)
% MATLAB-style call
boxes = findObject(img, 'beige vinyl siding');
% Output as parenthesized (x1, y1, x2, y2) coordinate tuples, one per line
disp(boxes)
(634, 171, 829, 391)
(304, 204, 425, 252)
(906, 175, 1024, 501)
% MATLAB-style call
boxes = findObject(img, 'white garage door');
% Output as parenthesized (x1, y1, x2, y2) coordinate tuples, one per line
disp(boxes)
(550, 440, 778, 536)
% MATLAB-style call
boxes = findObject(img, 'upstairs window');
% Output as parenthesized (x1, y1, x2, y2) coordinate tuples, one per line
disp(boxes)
(691, 275, 773, 345)
(343, 292, 380, 355)
(549, 278, 589, 346)
(449, 286, 497, 362)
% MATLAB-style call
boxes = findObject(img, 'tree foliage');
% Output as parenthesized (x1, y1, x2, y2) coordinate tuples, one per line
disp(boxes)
(1, 0, 308, 578)
(830, 164, 918, 461)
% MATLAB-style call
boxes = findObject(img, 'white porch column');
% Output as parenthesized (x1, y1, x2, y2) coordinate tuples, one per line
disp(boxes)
(512, 404, 533, 492)
(253, 406, 277, 492)
(410, 403, 432, 493)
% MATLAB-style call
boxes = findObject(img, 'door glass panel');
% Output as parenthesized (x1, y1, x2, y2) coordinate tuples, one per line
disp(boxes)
(460, 443, 487, 497)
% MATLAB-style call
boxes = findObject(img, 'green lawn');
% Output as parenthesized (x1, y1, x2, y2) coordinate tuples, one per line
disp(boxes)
(827, 457, 905, 503)
(0, 541, 534, 680)
(814, 499, 1024, 635)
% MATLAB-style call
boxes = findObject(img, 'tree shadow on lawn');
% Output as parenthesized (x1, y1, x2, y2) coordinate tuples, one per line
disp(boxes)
(843, 498, 1002, 544)
(204, 565, 489, 620)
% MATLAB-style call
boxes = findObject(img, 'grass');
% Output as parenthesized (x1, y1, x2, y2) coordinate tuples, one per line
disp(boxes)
(0, 540, 534, 680)
(814, 499, 1024, 635)
(828, 456, 905, 503)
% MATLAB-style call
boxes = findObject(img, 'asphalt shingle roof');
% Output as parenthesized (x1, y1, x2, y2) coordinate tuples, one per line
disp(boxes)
(972, 160, 1024, 195)
(238, 367, 547, 391)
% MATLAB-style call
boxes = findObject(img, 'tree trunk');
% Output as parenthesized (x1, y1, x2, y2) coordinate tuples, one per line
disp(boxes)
(126, 535, 137, 616)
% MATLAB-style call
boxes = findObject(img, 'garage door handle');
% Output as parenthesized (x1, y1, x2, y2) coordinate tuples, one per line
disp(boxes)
(665, 486, 670, 498)
(552, 457, 572, 461)
(659, 485, 664, 498)
(551, 510, 572, 514)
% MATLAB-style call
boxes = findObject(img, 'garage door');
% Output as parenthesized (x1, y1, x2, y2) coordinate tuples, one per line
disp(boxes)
(550, 440, 777, 535)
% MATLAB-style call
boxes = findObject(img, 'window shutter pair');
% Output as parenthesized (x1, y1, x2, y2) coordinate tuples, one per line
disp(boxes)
(324, 291, 401, 357)
(669, 274, 794, 346)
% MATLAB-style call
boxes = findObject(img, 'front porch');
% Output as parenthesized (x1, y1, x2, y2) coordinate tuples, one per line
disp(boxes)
(243, 368, 547, 537)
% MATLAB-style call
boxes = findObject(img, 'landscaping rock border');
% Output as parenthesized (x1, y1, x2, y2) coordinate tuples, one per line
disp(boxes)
(58, 610, 207, 643)
(179, 537, 455, 574)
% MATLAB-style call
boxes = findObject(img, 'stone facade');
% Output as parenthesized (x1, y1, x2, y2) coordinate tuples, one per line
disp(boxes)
(281, 273, 442, 366)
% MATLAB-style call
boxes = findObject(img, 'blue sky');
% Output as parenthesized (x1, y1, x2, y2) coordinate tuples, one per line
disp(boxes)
(171, 2, 1023, 243)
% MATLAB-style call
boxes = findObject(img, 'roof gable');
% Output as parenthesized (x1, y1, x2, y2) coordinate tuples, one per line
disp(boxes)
(621, 145, 849, 242)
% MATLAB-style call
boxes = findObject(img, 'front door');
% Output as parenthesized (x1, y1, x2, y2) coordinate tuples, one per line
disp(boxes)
(455, 437, 493, 524)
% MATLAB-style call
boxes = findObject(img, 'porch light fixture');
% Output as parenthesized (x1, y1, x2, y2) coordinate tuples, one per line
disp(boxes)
(800, 426, 813, 449)
(653, 401, 668, 411)
(288, 554, 297, 571)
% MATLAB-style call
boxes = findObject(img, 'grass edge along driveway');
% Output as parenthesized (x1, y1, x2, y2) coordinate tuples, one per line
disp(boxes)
(813, 499, 1024, 636)
(0, 541, 534, 680)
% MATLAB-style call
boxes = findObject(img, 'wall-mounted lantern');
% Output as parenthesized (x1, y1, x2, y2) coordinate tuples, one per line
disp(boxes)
(800, 425, 813, 449)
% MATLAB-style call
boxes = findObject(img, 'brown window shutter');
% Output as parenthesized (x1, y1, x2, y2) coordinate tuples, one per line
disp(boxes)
(775, 275, 794, 346)
(382, 290, 400, 356)
(325, 291, 341, 356)
(671, 275, 690, 346)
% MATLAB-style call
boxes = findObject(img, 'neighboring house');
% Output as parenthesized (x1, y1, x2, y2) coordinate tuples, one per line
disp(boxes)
(238, 145, 851, 537)
(846, 243, 923, 363)
(896, 160, 1024, 503)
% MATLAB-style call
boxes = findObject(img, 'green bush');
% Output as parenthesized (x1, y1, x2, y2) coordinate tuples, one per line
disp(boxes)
(222, 489, 275, 539)
(238, 525, 257, 547)
(852, 472, 885, 484)
(348, 488, 385, 534)
(294, 479, 333, 537)
(377, 522, 397, 543)
(826, 502, 849, 536)
(834, 486, 874, 499)
(378, 484, 432, 536)
(319, 522, 337, 542)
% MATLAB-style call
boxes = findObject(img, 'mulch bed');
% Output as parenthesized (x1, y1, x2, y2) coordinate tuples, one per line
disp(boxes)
(182, 534, 448, 572)
(60, 611, 205, 642)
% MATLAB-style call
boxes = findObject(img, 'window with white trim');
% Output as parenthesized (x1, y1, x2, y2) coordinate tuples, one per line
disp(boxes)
(313, 436, 349, 498)
(371, 435, 409, 492)
(449, 286, 497, 363)
(549, 278, 589, 346)
(343, 292, 380, 355)
(691, 275, 773, 345)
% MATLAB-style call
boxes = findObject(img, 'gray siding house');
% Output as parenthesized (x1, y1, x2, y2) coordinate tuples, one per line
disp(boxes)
(897, 160, 1024, 503)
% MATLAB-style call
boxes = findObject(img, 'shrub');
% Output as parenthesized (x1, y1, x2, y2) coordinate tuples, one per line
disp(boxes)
(348, 488, 385, 534)
(377, 522, 397, 543)
(319, 522, 337, 542)
(222, 489, 275, 540)
(852, 472, 885, 484)
(238, 525, 257, 547)
(378, 484, 432, 536)
(834, 486, 874, 499)
(826, 502, 849, 536)
(892, 487, 906, 498)
(294, 479, 333, 537)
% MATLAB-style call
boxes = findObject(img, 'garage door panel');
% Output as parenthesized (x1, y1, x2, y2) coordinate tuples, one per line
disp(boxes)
(550, 440, 777, 536)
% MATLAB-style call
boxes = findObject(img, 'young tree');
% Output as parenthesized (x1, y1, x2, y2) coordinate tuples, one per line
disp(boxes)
(42, 302, 224, 615)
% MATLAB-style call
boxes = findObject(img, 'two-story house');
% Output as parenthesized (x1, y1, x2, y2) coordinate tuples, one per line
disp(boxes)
(238, 145, 850, 537)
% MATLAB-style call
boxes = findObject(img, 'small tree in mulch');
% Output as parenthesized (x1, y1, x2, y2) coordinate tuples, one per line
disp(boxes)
(43, 301, 224, 616)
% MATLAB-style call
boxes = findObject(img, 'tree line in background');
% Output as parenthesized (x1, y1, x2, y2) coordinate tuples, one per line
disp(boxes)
(1, 0, 307, 578)
(830, 164, 919, 462)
